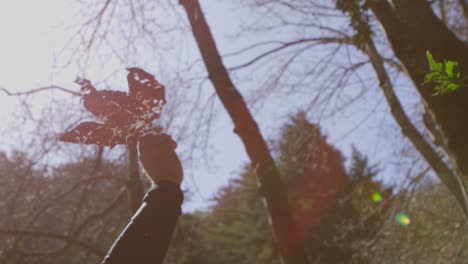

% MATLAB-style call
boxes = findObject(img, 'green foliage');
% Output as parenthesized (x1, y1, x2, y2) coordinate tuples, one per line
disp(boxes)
(273, 115, 393, 263)
(302, 146, 391, 264)
(424, 50, 465, 95)
(277, 115, 393, 263)
(165, 212, 211, 264)
(347, 146, 379, 181)
(167, 168, 280, 264)
(206, 172, 279, 264)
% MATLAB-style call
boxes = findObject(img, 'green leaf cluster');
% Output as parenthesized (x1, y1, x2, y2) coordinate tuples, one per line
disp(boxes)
(425, 50, 464, 95)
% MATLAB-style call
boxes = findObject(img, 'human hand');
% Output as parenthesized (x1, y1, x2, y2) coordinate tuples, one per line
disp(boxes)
(138, 132, 183, 186)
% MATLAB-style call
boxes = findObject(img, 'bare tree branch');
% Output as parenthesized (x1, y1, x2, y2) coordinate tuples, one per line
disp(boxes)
(0, 229, 105, 258)
(228, 37, 353, 71)
(1, 86, 81, 97)
(31, 189, 127, 259)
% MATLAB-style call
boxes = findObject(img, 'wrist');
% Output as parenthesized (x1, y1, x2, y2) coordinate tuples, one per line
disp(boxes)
(155, 177, 182, 187)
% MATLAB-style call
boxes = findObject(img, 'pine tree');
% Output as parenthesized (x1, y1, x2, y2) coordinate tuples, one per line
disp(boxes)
(167, 113, 392, 263)
(303, 146, 392, 264)
(277, 112, 347, 257)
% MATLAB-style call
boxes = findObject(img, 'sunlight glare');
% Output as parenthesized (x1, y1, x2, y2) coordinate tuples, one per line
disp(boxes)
(0, 1, 79, 116)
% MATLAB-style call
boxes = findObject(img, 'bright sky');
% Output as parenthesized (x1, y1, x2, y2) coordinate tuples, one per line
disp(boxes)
(0, 1, 251, 211)
(0, 1, 75, 84)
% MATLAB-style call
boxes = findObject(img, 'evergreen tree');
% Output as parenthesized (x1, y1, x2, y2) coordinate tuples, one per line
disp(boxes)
(276, 112, 347, 258)
(303, 146, 392, 264)
(167, 113, 392, 263)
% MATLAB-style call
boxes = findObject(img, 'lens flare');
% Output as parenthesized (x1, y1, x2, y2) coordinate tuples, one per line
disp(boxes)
(395, 213, 411, 227)
(372, 193, 383, 203)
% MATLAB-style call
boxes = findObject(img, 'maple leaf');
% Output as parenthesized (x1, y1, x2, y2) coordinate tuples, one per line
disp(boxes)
(60, 68, 166, 147)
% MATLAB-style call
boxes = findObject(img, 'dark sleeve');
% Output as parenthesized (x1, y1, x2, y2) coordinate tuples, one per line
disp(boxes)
(101, 181, 183, 264)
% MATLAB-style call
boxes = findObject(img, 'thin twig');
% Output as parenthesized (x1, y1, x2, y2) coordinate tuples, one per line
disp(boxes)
(0, 229, 105, 258)
(1, 86, 81, 96)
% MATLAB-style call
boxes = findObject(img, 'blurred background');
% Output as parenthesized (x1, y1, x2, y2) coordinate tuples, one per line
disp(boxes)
(0, 0, 467, 263)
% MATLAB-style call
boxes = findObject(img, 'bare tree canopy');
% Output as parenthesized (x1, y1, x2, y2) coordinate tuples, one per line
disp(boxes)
(1, 0, 468, 263)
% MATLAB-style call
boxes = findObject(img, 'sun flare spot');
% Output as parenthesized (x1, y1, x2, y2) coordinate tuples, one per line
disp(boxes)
(395, 213, 411, 227)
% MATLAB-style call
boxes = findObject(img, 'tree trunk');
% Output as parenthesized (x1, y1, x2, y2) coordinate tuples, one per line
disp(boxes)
(370, 0, 468, 181)
(362, 25, 468, 214)
(179, 0, 309, 263)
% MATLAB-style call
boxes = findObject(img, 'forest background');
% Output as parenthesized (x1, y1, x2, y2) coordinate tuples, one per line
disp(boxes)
(0, 0, 467, 263)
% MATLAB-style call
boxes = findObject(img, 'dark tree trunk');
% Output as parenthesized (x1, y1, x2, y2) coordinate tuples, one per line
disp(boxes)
(370, 0, 468, 179)
(179, 0, 309, 263)
(362, 22, 467, 213)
